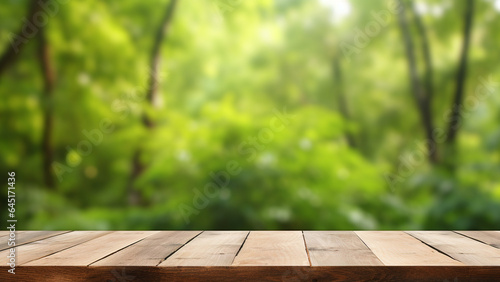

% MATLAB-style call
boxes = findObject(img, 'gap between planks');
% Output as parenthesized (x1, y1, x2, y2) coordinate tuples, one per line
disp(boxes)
(231, 231, 250, 263)
(407, 231, 500, 265)
(24, 231, 159, 266)
(405, 231, 463, 263)
(156, 231, 203, 266)
(304, 231, 383, 266)
(0, 231, 71, 252)
(232, 231, 309, 266)
(8, 231, 500, 268)
(301, 231, 312, 267)
(454, 230, 500, 249)
(356, 231, 463, 266)
(159, 231, 249, 266)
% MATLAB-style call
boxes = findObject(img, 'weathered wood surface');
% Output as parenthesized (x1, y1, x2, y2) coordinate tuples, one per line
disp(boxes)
(1, 231, 500, 281)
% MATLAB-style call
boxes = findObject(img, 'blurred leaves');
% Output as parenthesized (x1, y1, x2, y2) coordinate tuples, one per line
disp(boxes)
(0, 0, 500, 230)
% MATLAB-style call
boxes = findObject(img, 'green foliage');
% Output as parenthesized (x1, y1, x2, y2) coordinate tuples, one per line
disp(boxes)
(1, 0, 499, 230)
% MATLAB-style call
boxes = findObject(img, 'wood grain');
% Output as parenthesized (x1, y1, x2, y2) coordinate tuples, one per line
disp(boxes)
(356, 231, 463, 265)
(3, 230, 500, 281)
(0, 231, 14, 241)
(455, 231, 500, 249)
(232, 231, 309, 266)
(408, 231, 500, 265)
(304, 231, 383, 266)
(0, 231, 70, 251)
(24, 231, 158, 266)
(92, 231, 200, 266)
(0, 231, 110, 265)
(159, 231, 248, 266)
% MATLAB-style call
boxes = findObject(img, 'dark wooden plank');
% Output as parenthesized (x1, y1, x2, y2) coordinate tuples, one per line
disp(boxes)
(2, 266, 500, 282)
(0, 231, 70, 251)
(92, 231, 201, 266)
(408, 231, 500, 265)
(304, 231, 383, 266)
(24, 231, 158, 266)
(232, 231, 309, 266)
(0, 231, 110, 265)
(357, 231, 463, 265)
(159, 231, 248, 266)
(456, 231, 500, 249)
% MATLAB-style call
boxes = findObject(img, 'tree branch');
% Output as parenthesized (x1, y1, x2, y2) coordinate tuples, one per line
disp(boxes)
(333, 58, 356, 148)
(142, 0, 178, 128)
(446, 0, 474, 144)
(397, 0, 437, 163)
(129, 0, 179, 206)
(37, 3, 57, 189)
(0, 0, 41, 76)
(410, 1, 434, 105)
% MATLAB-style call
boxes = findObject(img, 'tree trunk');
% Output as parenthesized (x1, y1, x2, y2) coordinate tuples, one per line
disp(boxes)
(396, 0, 437, 163)
(410, 0, 434, 123)
(332, 58, 356, 148)
(446, 0, 474, 144)
(0, 0, 42, 76)
(142, 0, 178, 128)
(128, 0, 178, 206)
(37, 3, 56, 189)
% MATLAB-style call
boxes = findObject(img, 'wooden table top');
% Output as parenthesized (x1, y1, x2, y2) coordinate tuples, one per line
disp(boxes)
(1, 231, 500, 281)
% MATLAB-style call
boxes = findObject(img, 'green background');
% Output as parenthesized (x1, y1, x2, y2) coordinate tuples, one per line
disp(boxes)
(1, 0, 500, 230)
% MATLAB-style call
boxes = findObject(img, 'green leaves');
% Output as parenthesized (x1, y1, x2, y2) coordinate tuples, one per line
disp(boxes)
(1, 0, 499, 230)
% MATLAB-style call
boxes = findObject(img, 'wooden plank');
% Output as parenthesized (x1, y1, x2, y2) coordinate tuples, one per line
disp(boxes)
(304, 231, 383, 266)
(4, 266, 500, 282)
(0, 231, 110, 265)
(455, 231, 500, 249)
(159, 231, 248, 266)
(24, 231, 158, 266)
(408, 231, 500, 265)
(232, 231, 309, 266)
(0, 231, 70, 251)
(356, 231, 463, 266)
(0, 232, 10, 241)
(92, 231, 201, 266)
(0, 230, 29, 240)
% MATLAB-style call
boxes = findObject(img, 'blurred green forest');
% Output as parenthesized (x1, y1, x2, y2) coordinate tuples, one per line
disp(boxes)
(1, 0, 500, 230)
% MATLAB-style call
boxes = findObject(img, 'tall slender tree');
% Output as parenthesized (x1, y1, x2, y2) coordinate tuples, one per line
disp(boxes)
(0, 0, 57, 188)
(397, 0, 437, 163)
(0, 0, 43, 76)
(37, 10, 57, 189)
(332, 58, 356, 148)
(397, 0, 475, 164)
(128, 0, 178, 206)
(446, 0, 474, 144)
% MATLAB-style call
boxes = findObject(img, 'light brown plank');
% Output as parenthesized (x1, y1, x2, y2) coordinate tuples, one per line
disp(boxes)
(92, 231, 201, 266)
(0, 231, 110, 265)
(455, 231, 500, 249)
(304, 231, 383, 266)
(0, 231, 70, 251)
(356, 231, 463, 266)
(0, 232, 10, 241)
(24, 231, 158, 266)
(232, 231, 309, 266)
(408, 231, 500, 265)
(159, 231, 248, 266)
